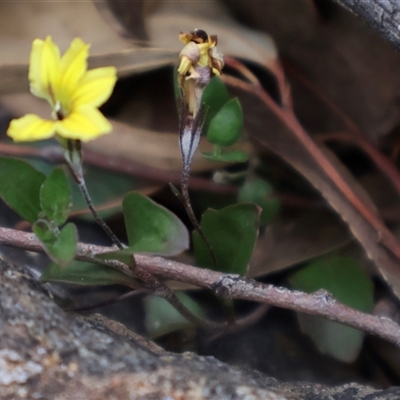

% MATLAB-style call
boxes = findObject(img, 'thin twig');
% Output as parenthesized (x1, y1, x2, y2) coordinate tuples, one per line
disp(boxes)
(83, 313, 166, 355)
(1, 227, 400, 347)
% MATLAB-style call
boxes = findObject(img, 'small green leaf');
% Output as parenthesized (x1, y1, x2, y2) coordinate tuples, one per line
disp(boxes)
(123, 192, 189, 256)
(202, 76, 231, 126)
(206, 98, 243, 147)
(193, 203, 261, 275)
(145, 292, 205, 338)
(40, 261, 139, 287)
(238, 179, 280, 226)
(36, 222, 77, 266)
(289, 256, 374, 363)
(0, 157, 45, 222)
(202, 150, 248, 163)
(296, 315, 365, 364)
(33, 218, 59, 243)
(40, 167, 71, 225)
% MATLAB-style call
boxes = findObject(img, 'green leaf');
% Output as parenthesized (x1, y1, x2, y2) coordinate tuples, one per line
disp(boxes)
(206, 98, 243, 147)
(202, 150, 248, 163)
(40, 260, 139, 287)
(0, 157, 45, 222)
(289, 256, 374, 363)
(238, 179, 280, 226)
(123, 192, 189, 256)
(33, 218, 59, 243)
(35, 222, 77, 266)
(289, 256, 374, 312)
(202, 76, 231, 126)
(193, 203, 261, 275)
(40, 167, 71, 225)
(296, 315, 366, 364)
(145, 292, 205, 338)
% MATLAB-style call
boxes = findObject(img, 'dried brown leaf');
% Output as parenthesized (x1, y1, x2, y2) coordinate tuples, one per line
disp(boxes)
(0, 49, 176, 95)
(248, 210, 351, 277)
(95, 0, 278, 73)
(229, 78, 400, 297)
(93, 0, 150, 42)
(0, 93, 253, 174)
(0, 2, 178, 95)
(0, 1, 130, 63)
(222, 0, 400, 141)
(148, 14, 277, 73)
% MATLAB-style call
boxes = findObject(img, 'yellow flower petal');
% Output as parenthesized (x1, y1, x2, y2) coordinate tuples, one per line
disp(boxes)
(177, 56, 193, 76)
(7, 114, 56, 142)
(56, 38, 90, 113)
(179, 33, 192, 44)
(72, 67, 117, 108)
(197, 42, 212, 67)
(29, 36, 60, 104)
(56, 106, 112, 142)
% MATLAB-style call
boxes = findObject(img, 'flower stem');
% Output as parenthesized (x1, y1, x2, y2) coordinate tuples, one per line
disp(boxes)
(77, 178, 123, 249)
(64, 139, 124, 250)
(180, 160, 218, 269)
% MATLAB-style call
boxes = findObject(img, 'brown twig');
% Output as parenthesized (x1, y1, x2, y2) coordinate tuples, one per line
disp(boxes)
(1, 226, 400, 347)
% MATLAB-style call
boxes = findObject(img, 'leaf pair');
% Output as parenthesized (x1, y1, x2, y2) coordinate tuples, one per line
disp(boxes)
(41, 192, 190, 288)
(34, 167, 77, 267)
(0, 157, 76, 266)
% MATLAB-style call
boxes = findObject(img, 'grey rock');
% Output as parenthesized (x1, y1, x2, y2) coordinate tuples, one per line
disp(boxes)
(0, 259, 399, 399)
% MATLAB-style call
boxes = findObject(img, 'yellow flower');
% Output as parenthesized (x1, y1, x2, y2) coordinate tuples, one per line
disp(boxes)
(7, 36, 117, 142)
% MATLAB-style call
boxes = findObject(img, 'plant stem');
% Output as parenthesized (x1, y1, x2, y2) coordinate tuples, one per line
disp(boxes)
(180, 161, 218, 269)
(64, 139, 124, 250)
(76, 179, 123, 249)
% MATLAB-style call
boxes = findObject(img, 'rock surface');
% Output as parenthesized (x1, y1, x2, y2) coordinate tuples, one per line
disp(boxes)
(0, 258, 399, 399)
